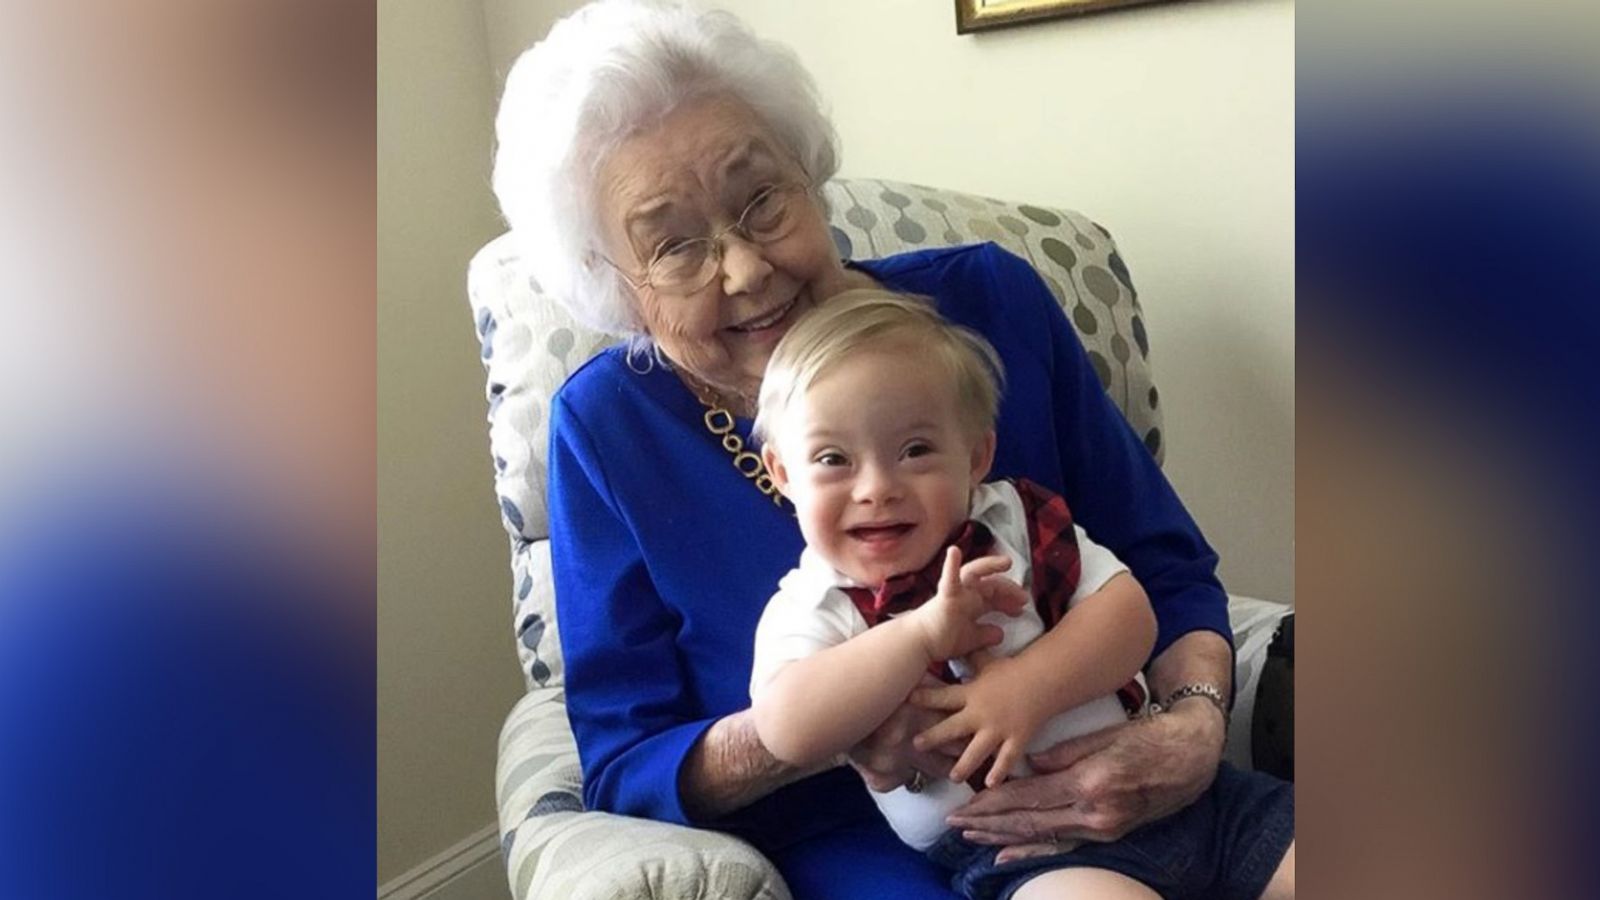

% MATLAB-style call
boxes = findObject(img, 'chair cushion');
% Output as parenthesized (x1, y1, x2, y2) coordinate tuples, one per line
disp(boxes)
(467, 177, 1164, 688)
(820, 179, 1162, 462)
(497, 689, 790, 899)
(510, 539, 560, 688)
(467, 242, 616, 545)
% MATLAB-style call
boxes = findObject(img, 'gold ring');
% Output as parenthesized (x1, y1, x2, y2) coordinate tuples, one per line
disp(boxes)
(904, 770, 927, 793)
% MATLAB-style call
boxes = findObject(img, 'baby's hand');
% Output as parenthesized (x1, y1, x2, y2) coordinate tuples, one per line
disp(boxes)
(909, 654, 1050, 788)
(912, 547, 1025, 664)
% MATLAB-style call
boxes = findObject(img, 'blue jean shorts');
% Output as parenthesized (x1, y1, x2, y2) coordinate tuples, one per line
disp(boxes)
(926, 763, 1293, 900)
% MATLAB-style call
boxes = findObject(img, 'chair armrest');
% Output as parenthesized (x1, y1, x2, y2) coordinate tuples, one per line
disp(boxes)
(497, 689, 790, 900)
(1224, 595, 1294, 779)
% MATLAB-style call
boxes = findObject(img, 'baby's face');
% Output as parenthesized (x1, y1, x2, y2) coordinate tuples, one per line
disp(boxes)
(764, 345, 994, 586)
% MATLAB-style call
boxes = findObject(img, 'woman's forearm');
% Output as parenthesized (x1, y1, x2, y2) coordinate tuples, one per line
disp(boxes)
(1138, 628, 1232, 764)
(678, 709, 817, 821)
(1147, 628, 1234, 711)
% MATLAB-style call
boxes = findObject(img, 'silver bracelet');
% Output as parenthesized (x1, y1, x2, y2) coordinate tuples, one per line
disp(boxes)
(1152, 682, 1229, 726)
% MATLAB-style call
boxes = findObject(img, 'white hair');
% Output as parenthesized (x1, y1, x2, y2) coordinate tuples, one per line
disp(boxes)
(492, 0, 839, 339)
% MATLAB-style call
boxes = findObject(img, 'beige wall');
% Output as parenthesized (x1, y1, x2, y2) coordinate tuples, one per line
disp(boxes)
(483, 0, 577, 85)
(378, 0, 526, 883)
(483, 0, 1295, 602)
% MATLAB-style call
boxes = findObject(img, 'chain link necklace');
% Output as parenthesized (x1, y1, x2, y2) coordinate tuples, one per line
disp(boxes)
(682, 375, 785, 507)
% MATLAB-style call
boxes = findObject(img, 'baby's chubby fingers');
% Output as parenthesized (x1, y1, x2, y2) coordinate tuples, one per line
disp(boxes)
(957, 553, 1011, 586)
(948, 732, 999, 785)
(975, 576, 1029, 616)
(936, 546, 963, 595)
(908, 682, 967, 711)
(912, 712, 975, 752)
(986, 740, 1025, 788)
(972, 622, 1005, 652)
(963, 648, 1000, 673)
(945, 622, 1005, 661)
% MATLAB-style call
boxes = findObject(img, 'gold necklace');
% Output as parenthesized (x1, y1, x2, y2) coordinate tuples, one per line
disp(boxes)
(683, 376, 784, 507)
(701, 404, 784, 506)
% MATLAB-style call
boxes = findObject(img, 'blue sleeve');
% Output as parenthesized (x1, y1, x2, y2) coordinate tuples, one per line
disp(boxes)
(547, 394, 716, 824)
(993, 246, 1234, 661)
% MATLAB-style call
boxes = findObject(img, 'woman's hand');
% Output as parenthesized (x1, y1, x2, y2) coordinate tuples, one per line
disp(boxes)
(847, 674, 961, 792)
(945, 700, 1225, 864)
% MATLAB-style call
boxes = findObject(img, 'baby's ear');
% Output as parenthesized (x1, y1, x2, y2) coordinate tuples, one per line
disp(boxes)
(969, 429, 997, 483)
(761, 444, 792, 496)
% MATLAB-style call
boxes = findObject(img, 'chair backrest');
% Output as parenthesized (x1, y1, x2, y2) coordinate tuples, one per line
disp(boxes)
(466, 177, 1163, 689)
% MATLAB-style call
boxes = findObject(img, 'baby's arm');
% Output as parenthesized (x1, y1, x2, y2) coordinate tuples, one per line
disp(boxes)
(912, 570, 1157, 786)
(1001, 570, 1156, 711)
(753, 549, 1024, 769)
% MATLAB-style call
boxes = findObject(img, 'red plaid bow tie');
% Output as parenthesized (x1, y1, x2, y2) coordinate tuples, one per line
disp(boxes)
(841, 479, 1145, 716)
(841, 480, 1082, 633)
(841, 520, 997, 629)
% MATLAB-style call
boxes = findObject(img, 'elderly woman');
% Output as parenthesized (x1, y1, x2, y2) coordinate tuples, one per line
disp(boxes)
(492, 2, 1292, 898)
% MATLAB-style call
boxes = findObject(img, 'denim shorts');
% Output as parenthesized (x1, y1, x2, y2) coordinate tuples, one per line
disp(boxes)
(926, 763, 1294, 900)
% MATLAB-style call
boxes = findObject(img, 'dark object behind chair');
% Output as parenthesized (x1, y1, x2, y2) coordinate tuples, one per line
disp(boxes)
(1252, 613, 1294, 781)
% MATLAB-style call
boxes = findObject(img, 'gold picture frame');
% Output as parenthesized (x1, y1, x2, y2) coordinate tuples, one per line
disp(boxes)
(956, 0, 1193, 34)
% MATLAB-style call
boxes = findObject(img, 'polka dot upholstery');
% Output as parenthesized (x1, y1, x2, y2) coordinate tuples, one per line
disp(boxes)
(821, 179, 1164, 462)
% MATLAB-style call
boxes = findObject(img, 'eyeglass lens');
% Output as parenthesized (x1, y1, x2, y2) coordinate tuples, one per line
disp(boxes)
(647, 185, 798, 291)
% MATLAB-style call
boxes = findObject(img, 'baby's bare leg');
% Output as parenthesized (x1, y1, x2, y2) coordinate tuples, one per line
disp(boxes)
(1259, 840, 1295, 899)
(1010, 867, 1160, 900)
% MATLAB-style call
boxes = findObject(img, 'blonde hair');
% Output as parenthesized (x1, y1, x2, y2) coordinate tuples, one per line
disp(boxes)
(754, 289, 1006, 448)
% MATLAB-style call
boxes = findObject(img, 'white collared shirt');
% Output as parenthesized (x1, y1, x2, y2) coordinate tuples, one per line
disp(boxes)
(750, 480, 1128, 700)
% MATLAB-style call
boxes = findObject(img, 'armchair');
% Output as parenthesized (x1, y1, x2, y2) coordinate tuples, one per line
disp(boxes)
(466, 178, 1292, 900)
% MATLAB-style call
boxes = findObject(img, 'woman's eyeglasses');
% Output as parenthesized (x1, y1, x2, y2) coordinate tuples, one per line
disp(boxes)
(607, 183, 808, 295)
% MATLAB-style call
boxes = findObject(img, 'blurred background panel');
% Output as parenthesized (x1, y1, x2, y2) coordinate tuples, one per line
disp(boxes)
(1299, 0, 1600, 897)
(2, 0, 375, 897)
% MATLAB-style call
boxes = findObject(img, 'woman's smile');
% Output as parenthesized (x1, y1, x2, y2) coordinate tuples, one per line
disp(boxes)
(725, 294, 799, 334)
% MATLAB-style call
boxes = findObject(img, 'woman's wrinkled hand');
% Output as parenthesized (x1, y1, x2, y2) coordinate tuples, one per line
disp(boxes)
(945, 701, 1225, 864)
(847, 674, 960, 792)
